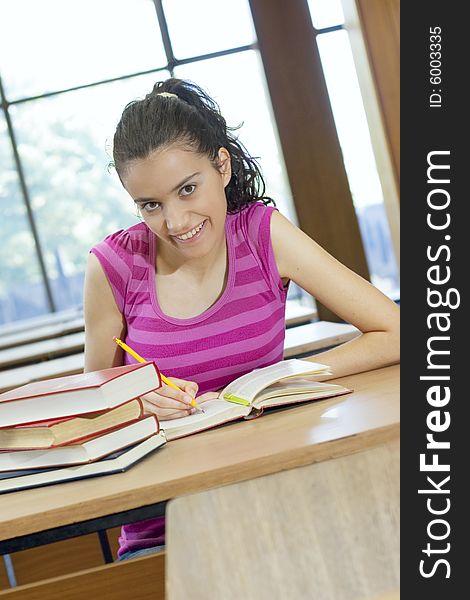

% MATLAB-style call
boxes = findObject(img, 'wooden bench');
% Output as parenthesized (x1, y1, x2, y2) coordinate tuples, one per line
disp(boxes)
(0, 354, 86, 394)
(0, 321, 359, 393)
(0, 319, 85, 352)
(0, 300, 315, 352)
(0, 332, 85, 371)
(0, 552, 164, 599)
(0, 308, 83, 338)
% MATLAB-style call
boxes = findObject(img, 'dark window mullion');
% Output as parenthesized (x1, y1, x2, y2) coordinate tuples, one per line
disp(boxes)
(174, 43, 258, 68)
(7, 43, 258, 108)
(0, 2, 263, 320)
(6, 67, 171, 107)
(0, 76, 56, 312)
(313, 24, 344, 35)
(152, 0, 177, 75)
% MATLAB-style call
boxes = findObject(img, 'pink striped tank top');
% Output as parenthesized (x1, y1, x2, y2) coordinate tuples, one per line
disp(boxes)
(91, 202, 287, 394)
(90, 202, 287, 557)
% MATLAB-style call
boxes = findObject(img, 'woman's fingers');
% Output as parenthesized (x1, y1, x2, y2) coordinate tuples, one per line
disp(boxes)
(142, 387, 192, 408)
(141, 398, 193, 420)
(139, 383, 217, 420)
(167, 376, 199, 399)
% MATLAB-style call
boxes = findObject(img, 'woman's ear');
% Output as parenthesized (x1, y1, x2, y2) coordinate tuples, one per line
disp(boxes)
(217, 147, 232, 187)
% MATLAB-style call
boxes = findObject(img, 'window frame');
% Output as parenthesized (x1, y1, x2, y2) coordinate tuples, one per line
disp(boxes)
(0, 0, 399, 324)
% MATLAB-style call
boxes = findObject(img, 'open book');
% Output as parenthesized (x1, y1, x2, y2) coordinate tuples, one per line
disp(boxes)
(162, 359, 351, 441)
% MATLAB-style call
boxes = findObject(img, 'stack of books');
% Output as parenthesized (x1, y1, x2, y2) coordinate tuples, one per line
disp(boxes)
(0, 362, 167, 494)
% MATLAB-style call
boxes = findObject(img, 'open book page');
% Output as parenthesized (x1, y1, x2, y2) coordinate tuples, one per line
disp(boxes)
(253, 379, 351, 409)
(221, 359, 332, 405)
(161, 399, 250, 441)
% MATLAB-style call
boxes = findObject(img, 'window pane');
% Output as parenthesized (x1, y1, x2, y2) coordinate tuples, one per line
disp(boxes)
(10, 72, 169, 310)
(307, 0, 344, 29)
(175, 51, 296, 223)
(163, 0, 256, 59)
(316, 30, 399, 298)
(0, 0, 166, 100)
(0, 111, 50, 324)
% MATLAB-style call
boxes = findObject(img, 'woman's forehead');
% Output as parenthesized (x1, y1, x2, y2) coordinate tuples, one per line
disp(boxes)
(144, 145, 207, 169)
(123, 147, 209, 195)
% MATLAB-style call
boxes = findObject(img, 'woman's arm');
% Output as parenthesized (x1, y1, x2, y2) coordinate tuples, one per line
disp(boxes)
(270, 211, 400, 378)
(83, 253, 212, 417)
(83, 253, 127, 372)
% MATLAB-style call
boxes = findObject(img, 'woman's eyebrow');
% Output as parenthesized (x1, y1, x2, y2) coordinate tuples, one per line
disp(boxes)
(170, 171, 200, 192)
(134, 171, 200, 204)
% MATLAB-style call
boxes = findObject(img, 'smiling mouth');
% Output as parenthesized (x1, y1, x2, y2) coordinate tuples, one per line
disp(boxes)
(172, 220, 206, 241)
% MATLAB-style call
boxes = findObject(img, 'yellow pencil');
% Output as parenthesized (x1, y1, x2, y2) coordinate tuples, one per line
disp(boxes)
(113, 337, 203, 412)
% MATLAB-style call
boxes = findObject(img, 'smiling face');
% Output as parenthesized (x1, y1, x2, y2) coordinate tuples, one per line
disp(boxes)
(122, 145, 231, 263)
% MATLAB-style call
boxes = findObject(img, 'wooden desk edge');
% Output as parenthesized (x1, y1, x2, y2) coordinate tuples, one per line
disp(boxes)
(0, 421, 399, 541)
(0, 365, 399, 540)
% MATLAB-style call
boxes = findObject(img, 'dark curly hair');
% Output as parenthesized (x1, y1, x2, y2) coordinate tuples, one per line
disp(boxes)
(111, 78, 274, 213)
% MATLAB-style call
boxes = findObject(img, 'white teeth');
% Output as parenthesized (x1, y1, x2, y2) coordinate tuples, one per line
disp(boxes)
(175, 221, 204, 240)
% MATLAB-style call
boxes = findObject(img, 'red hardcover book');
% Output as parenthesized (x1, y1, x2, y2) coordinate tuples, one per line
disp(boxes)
(0, 415, 161, 471)
(0, 398, 146, 450)
(0, 362, 161, 428)
(0, 432, 167, 494)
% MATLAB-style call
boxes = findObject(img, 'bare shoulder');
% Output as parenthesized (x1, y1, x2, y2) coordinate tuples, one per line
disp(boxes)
(270, 208, 295, 238)
(269, 210, 399, 333)
(85, 252, 109, 284)
(269, 209, 335, 280)
(83, 253, 125, 371)
(84, 253, 122, 317)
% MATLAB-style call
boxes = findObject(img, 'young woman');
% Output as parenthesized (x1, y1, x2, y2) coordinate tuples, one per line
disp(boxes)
(84, 79, 399, 559)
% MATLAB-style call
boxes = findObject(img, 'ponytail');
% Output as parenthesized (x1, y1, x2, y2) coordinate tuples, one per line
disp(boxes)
(112, 78, 274, 213)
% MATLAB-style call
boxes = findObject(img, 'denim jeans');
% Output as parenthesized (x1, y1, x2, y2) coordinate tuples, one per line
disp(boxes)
(117, 545, 165, 561)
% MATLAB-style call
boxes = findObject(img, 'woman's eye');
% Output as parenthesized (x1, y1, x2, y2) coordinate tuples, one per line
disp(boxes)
(141, 202, 160, 213)
(180, 184, 196, 196)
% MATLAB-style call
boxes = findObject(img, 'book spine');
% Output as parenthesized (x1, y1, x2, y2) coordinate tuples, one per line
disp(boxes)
(106, 361, 162, 389)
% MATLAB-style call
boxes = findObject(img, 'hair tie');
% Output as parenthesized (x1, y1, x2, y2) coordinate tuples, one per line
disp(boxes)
(157, 92, 178, 99)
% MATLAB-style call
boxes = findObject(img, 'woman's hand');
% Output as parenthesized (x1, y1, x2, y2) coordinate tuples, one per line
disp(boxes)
(140, 377, 199, 421)
(140, 378, 220, 421)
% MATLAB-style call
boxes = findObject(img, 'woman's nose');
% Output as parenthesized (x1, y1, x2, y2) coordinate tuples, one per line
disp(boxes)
(163, 203, 189, 234)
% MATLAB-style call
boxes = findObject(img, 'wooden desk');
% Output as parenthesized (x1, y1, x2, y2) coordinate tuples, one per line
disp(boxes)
(284, 299, 316, 327)
(0, 365, 399, 543)
(0, 354, 85, 394)
(167, 440, 399, 599)
(0, 301, 314, 354)
(284, 320, 359, 357)
(0, 304, 318, 366)
(0, 308, 82, 338)
(0, 333, 85, 371)
(0, 321, 359, 392)
(0, 319, 85, 352)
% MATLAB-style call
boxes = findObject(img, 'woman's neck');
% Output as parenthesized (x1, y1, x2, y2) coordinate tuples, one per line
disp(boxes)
(156, 232, 227, 282)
